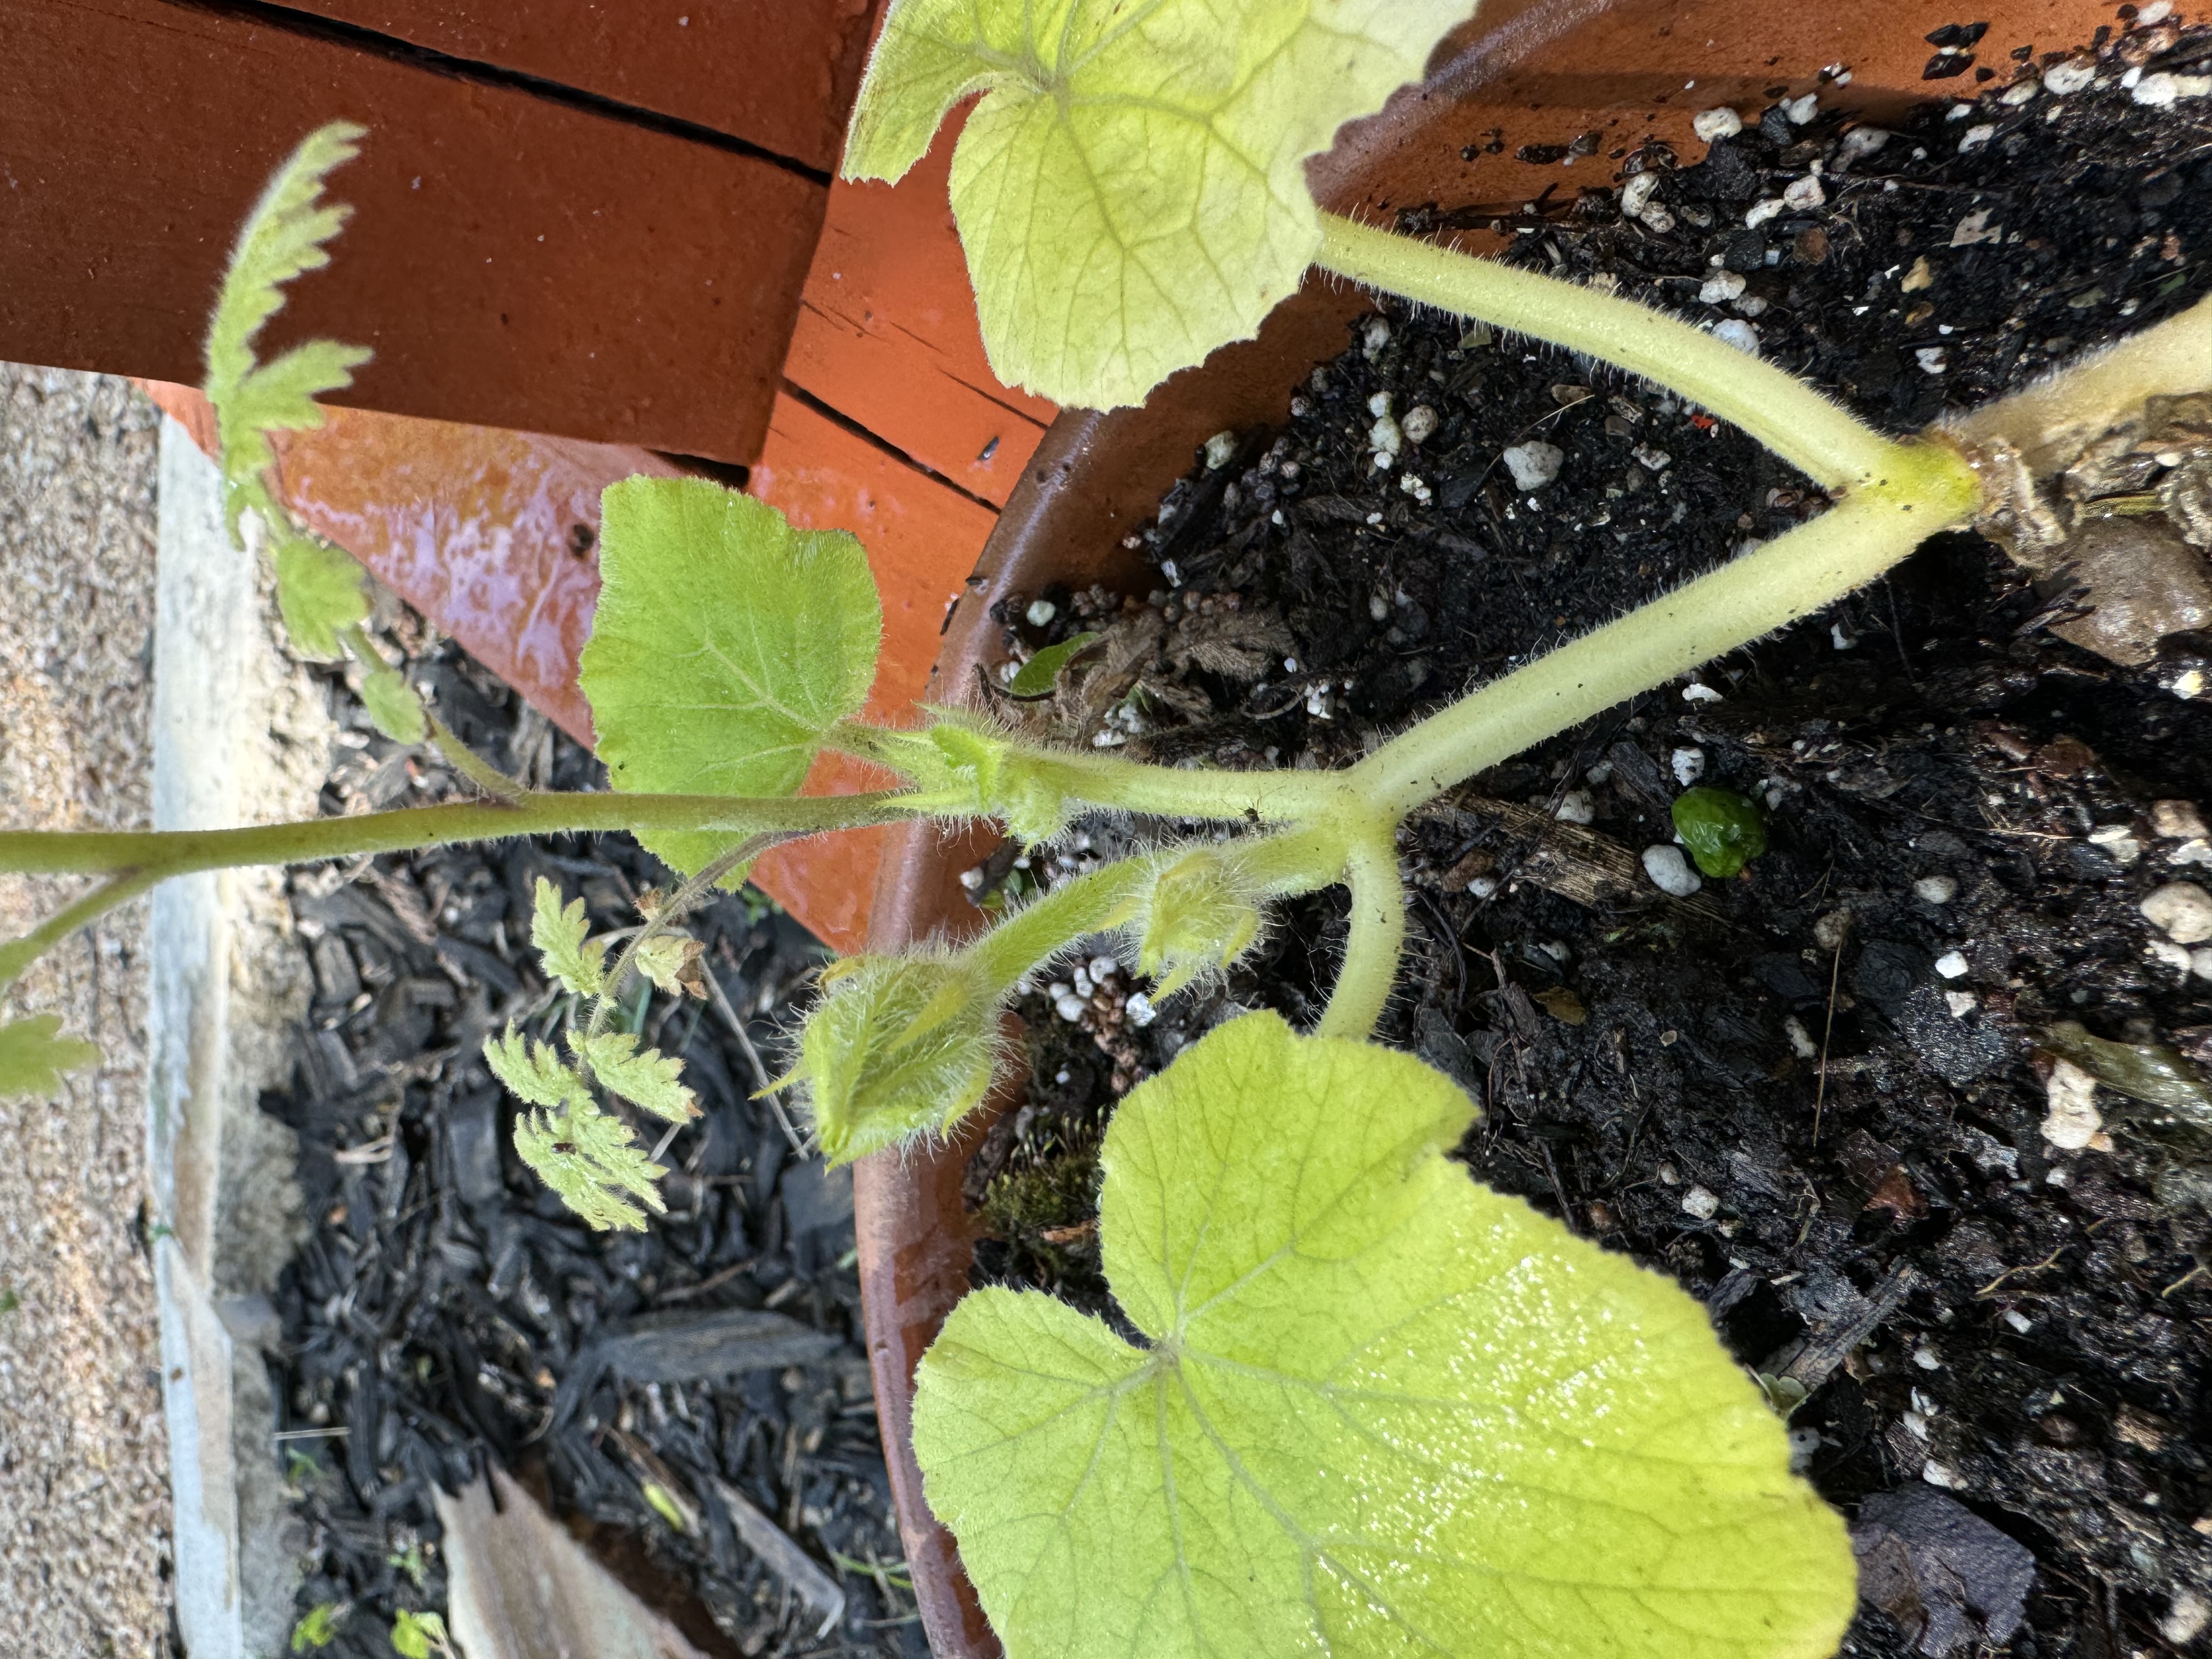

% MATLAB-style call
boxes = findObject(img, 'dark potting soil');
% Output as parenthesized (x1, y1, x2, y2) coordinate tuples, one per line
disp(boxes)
(263, 640, 926, 1657)
(968, 19, 2212, 1659)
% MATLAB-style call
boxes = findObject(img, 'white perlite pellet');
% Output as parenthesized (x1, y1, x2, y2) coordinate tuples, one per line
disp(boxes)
(1692, 106, 1743, 140)
(1680, 1185, 1720, 1220)
(1934, 951, 1970, 980)
(2041, 1058, 2102, 1150)
(1501, 441, 1563, 491)
(1643, 844, 1702, 898)
(1914, 874, 1957, 905)
(2143, 881, 2212, 944)
(2152, 799, 2208, 839)
(1671, 746, 1706, 787)
(1400, 404, 1439, 445)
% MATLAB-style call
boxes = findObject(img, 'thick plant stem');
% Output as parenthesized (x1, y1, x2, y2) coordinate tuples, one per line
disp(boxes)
(833, 721, 1348, 825)
(1316, 213, 1898, 493)
(1355, 444, 1981, 822)
(0, 870, 162, 991)
(0, 792, 910, 879)
(1317, 832, 1407, 1041)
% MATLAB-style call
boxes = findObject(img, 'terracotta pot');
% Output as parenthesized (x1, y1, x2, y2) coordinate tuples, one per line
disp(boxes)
(850, 0, 2119, 1651)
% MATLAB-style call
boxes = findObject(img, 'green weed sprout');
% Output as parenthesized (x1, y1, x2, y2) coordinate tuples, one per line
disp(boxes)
(6, 11, 2212, 1652)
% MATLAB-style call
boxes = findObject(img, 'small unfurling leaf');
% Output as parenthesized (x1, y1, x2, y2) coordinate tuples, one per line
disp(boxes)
(0, 1015, 102, 1102)
(529, 878, 607, 998)
(270, 532, 370, 662)
(1131, 846, 1264, 996)
(635, 932, 709, 999)
(483, 1026, 593, 1113)
(571, 1030, 698, 1123)
(357, 652, 428, 744)
(798, 953, 1000, 1165)
(514, 1101, 668, 1232)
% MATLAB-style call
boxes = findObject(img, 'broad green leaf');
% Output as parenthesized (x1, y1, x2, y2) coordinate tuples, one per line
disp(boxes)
(579, 478, 882, 883)
(570, 1031, 698, 1123)
(913, 1011, 1853, 1659)
(529, 879, 607, 998)
(1008, 631, 1101, 698)
(0, 1015, 101, 1101)
(270, 532, 370, 662)
(844, 0, 1471, 408)
(514, 1101, 667, 1232)
(483, 1027, 593, 1113)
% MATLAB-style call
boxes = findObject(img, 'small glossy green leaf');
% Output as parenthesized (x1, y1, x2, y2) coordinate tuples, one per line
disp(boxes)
(913, 1011, 1853, 1659)
(269, 532, 369, 662)
(0, 1015, 101, 1101)
(390, 1610, 446, 1659)
(579, 478, 882, 883)
(530, 879, 607, 998)
(1008, 631, 1101, 697)
(291, 1604, 346, 1654)
(570, 1030, 698, 1123)
(844, 0, 1471, 408)
(1672, 786, 1769, 878)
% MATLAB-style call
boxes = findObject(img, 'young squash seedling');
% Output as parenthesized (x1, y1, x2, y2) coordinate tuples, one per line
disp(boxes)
(3, 2, 2210, 1651)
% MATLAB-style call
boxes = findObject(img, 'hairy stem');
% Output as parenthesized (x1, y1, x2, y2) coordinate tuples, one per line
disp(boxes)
(1316, 832, 1407, 1042)
(1316, 213, 1900, 493)
(0, 792, 911, 878)
(427, 715, 526, 804)
(1354, 445, 1980, 821)
(833, 721, 1347, 825)
(0, 870, 163, 992)
(969, 859, 1148, 995)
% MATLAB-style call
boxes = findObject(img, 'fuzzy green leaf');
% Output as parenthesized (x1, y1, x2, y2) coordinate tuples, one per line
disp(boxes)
(844, 0, 1470, 408)
(913, 1011, 1853, 1659)
(570, 1030, 698, 1124)
(513, 1101, 669, 1233)
(0, 1015, 101, 1101)
(206, 122, 369, 417)
(529, 879, 608, 999)
(579, 478, 882, 884)
(483, 1026, 594, 1114)
(269, 533, 370, 662)
(357, 654, 428, 745)
(204, 122, 374, 663)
